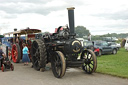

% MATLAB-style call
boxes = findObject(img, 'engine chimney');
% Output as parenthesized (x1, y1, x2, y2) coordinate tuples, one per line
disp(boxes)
(14, 28, 17, 31)
(67, 7, 75, 36)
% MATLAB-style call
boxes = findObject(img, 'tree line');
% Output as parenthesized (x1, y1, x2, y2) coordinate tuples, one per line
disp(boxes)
(75, 26, 128, 40)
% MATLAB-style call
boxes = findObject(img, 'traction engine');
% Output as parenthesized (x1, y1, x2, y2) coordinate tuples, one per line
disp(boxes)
(31, 7, 97, 78)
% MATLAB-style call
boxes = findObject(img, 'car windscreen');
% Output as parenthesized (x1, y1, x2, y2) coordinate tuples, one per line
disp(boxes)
(83, 41, 93, 46)
(101, 42, 108, 46)
(94, 41, 108, 46)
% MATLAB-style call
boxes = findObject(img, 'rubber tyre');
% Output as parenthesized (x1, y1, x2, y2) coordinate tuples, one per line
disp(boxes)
(112, 49, 117, 54)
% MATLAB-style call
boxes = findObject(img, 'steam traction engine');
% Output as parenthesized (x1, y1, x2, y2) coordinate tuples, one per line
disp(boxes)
(31, 7, 97, 78)
(3, 28, 41, 63)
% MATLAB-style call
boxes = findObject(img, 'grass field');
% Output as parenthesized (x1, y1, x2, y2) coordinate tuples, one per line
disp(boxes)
(96, 48, 128, 78)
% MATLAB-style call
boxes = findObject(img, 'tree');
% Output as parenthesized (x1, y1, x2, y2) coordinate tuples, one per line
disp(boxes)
(75, 26, 90, 38)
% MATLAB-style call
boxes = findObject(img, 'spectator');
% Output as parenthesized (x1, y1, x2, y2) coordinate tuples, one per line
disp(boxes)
(88, 33, 91, 41)
(22, 43, 30, 65)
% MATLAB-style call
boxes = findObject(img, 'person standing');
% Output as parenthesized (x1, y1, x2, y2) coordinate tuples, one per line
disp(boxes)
(22, 43, 30, 65)
(88, 33, 91, 41)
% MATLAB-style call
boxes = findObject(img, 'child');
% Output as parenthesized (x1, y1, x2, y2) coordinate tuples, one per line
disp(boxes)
(22, 43, 30, 65)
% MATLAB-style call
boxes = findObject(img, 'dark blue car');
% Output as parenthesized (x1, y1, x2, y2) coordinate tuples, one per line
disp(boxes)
(93, 41, 118, 56)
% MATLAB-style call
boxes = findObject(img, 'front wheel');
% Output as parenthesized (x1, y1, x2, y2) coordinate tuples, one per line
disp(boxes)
(81, 49, 97, 74)
(51, 51, 66, 78)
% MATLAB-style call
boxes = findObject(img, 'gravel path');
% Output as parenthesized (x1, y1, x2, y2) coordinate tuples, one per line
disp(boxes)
(0, 63, 128, 85)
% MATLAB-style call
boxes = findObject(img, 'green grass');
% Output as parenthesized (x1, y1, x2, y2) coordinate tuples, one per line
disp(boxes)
(96, 48, 128, 78)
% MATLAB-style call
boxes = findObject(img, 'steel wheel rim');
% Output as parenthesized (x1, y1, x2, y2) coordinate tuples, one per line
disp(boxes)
(81, 50, 97, 74)
(53, 53, 62, 75)
(83, 52, 94, 73)
(51, 51, 66, 78)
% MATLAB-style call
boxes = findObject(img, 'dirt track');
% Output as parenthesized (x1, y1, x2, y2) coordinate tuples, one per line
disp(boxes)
(0, 62, 128, 85)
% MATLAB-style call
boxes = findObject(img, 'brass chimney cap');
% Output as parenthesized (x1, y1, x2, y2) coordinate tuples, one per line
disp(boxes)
(67, 7, 75, 10)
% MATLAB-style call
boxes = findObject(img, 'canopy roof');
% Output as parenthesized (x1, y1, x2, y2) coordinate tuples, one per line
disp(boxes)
(3, 29, 41, 36)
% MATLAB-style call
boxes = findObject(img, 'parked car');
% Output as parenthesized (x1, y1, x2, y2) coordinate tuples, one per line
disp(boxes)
(108, 42, 121, 50)
(83, 41, 99, 56)
(125, 39, 128, 51)
(93, 41, 118, 56)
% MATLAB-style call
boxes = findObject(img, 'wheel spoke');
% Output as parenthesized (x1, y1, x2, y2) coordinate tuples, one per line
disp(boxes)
(51, 51, 66, 78)
(85, 64, 87, 70)
(89, 54, 92, 59)
(88, 65, 90, 72)
(88, 64, 93, 71)
(56, 55, 60, 62)
(56, 67, 61, 75)
(81, 49, 97, 74)
(86, 52, 89, 59)
(90, 59, 93, 61)
(54, 56, 57, 63)
(90, 62, 94, 65)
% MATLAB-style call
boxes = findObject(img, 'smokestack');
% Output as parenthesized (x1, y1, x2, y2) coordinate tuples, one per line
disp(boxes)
(14, 28, 17, 31)
(67, 7, 75, 35)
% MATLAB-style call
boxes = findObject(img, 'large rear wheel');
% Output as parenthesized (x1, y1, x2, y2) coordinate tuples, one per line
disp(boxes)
(51, 51, 66, 78)
(31, 40, 47, 71)
(81, 49, 97, 74)
(11, 43, 21, 63)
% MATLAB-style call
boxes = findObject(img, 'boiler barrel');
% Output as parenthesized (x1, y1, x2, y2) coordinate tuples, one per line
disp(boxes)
(67, 7, 75, 35)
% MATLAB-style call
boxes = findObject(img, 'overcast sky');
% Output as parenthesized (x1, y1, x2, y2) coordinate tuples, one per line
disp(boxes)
(0, 0, 128, 35)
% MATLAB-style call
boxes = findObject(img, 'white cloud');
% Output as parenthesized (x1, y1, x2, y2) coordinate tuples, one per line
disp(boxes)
(0, 0, 128, 35)
(44, 0, 66, 7)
